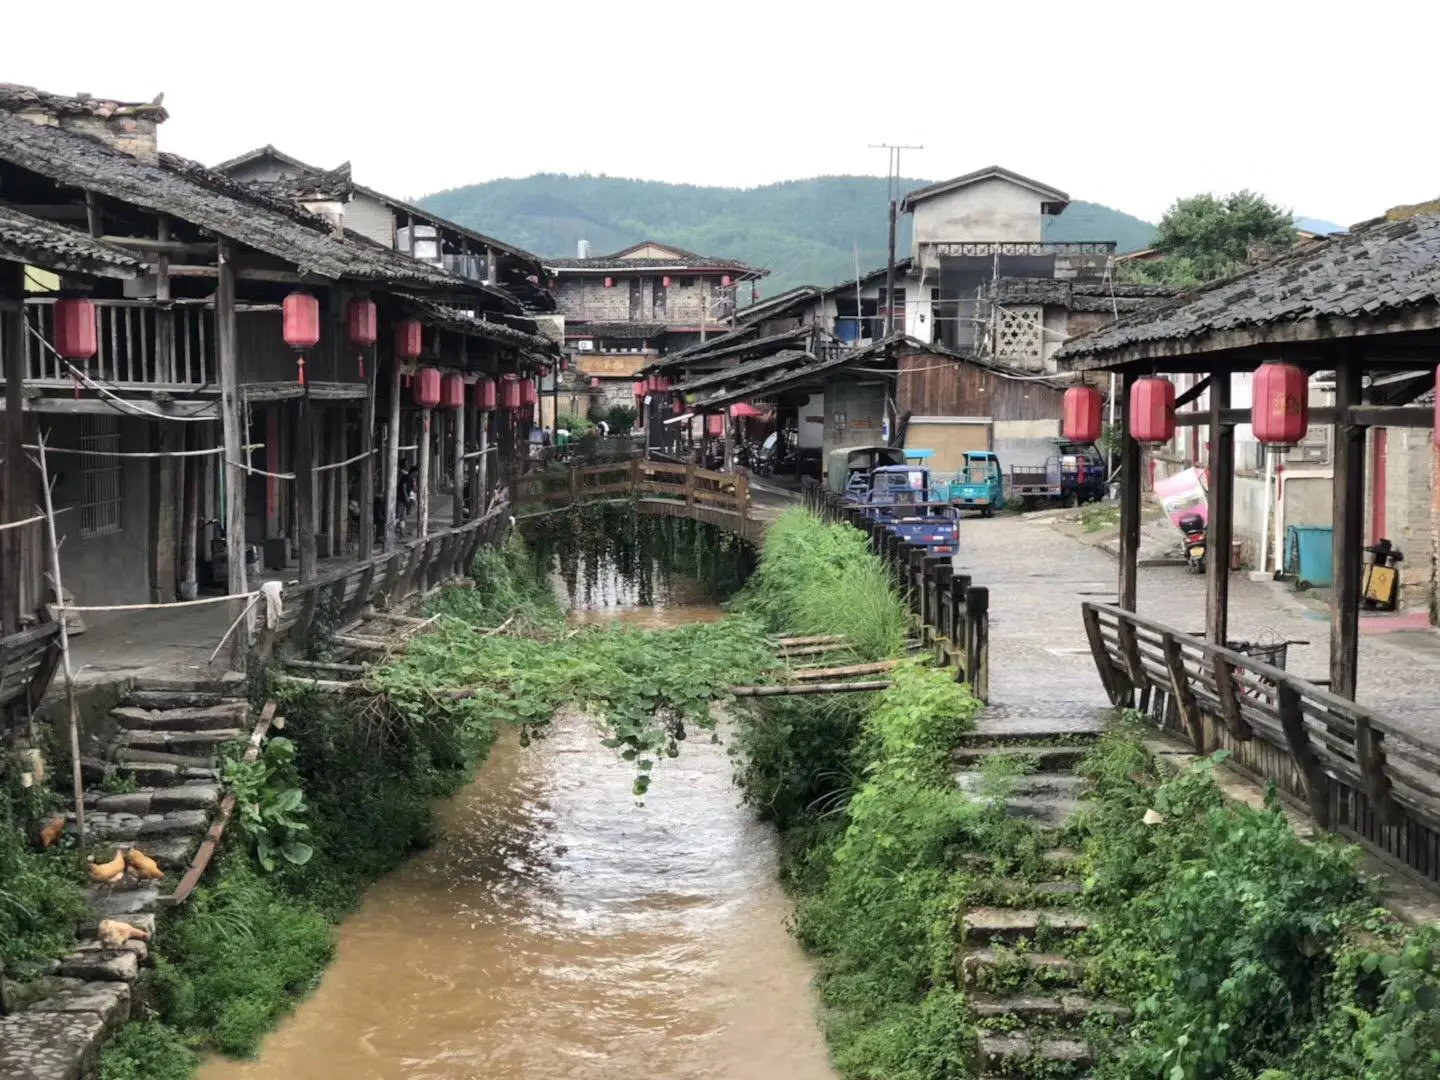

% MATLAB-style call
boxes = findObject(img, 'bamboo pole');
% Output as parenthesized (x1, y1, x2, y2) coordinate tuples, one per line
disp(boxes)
(770, 634, 846, 647)
(791, 660, 899, 681)
(33, 432, 85, 846)
(774, 642, 853, 657)
(730, 680, 893, 697)
(282, 659, 365, 675)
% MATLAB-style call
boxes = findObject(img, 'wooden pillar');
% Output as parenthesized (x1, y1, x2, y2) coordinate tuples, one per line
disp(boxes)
(216, 240, 248, 659)
(330, 408, 348, 557)
(467, 400, 483, 516)
(452, 398, 466, 526)
(1331, 358, 1366, 699)
(264, 406, 282, 541)
(2, 272, 26, 634)
(155, 216, 175, 382)
(149, 424, 179, 603)
(178, 424, 199, 600)
(1206, 370, 1234, 645)
(418, 407, 432, 537)
(1118, 371, 1142, 611)
(296, 396, 317, 583)
(358, 345, 376, 555)
(477, 408, 489, 509)
(383, 357, 401, 552)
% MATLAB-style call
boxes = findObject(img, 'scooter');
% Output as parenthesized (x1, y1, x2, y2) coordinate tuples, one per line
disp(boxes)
(1178, 512, 1206, 574)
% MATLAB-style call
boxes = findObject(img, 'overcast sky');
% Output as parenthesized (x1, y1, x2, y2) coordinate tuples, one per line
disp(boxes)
(5, 0, 1435, 227)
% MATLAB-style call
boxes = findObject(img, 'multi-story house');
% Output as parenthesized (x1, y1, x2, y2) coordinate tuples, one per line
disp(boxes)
(545, 241, 765, 411)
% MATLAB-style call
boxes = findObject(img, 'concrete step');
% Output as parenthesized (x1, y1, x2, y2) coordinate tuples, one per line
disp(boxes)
(84, 884, 160, 918)
(953, 743, 1091, 771)
(980, 878, 1084, 907)
(960, 948, 1085, 992)
(115, 748, 219, 771)
(114, 729, 243, 756)
(70, 807, 209, 842)
(112, 760, 219, 788)
(958, 712, 1106, 746)
(955, 773, 1088, 799)
(123, 689, 231, 710)
(110, 702, 248, 732)
(130, 673, 245, 694)
(85, 784, 219, 814)
(962, 907, 1089, 947)
(56, 948, 140, 984)
(979, 1031, 1092, 1076)
(972, 993, 1129, 1029)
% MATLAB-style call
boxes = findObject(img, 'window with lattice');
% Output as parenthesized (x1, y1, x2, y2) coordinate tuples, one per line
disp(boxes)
(79, 415, 122, 537)
(994, 305, 1044, 367)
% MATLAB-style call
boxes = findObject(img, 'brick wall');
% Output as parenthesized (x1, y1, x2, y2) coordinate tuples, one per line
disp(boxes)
(1378, 428, 1436, 610)
(553, 274, 723, 326)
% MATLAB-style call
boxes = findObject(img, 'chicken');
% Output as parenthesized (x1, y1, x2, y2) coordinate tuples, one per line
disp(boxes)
(98, 919, 150, 948)
(124, 847, 164, 880)
(39, 816, 65, 848)
(88, 850, 126, 882)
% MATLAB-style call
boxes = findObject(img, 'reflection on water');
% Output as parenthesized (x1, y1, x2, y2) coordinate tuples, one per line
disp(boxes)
(201, 602, 834, 1080)
(561, 565, 726, 629)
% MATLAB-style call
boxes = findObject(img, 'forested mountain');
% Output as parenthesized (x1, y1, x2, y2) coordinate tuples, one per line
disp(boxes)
(418, 174, 1159, 296)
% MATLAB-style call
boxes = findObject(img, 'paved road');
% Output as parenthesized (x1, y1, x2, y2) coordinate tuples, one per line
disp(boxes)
(955, 513, 1440, 737)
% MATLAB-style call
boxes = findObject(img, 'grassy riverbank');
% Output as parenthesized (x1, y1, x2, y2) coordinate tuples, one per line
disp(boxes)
(731, 509, 1440, 1080)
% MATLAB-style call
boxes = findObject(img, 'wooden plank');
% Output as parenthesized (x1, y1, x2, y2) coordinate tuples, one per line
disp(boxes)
(1330, 359, 1365, 699)
(417, 407, 432, 537)
(1162, 632, 1206, 751)
(296, 396, 317, 582)
(1206, 372, 1233, 645)
(1116, 618, 1145, 694)
(731, 680, 892, 697)
(1081, 604, 1125, 704)
(1355, 718, 1397, 826)
(1277, 682, 1332, 827)
(791, 660, 898, 681)
(1209, 653, 1253, 740)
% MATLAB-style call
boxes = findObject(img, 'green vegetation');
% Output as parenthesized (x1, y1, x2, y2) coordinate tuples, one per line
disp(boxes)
(1121, 190, 1296, 288)
(418, 174, 1157, 295)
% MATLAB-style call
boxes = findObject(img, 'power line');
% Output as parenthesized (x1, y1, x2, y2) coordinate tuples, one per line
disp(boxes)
(868, 143, 922, 338)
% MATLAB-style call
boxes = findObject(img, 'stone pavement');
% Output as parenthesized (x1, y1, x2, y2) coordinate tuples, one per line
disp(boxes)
(955, 513, 1440, 739)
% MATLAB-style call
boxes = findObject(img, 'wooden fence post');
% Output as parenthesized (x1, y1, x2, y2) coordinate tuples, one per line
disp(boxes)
(965, 586, 989, 703)
(921, 556, 944, 640)
(951, 574, 971, 680)
(1277, 682, 1332, 827)
(1081, 604, 1126, 705)
(1161, 631, 1206, 751)
(734, 469, 749, 520)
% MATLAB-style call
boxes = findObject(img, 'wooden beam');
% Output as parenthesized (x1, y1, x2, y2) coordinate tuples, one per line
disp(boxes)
(1206, 373, 1234, 646)
(1209, 653, 1252, 741)
(296, 396, 317, 583)
(1174, 373, 1212, 409)
(1346, 405, 1434, 427)
(1118, 372, 1141, 610)
(1330, 359, 1365, 699)
(84, 191, 102, 237)
(98, 236, 218, 255)
(215, 239, 248, 665)
(2, 264, 25, 634)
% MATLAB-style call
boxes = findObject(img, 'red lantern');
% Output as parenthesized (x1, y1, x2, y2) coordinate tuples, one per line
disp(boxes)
(1063, 385, 1103, 444)
(1252, 363, 1309, 447)
(721, 275, 732, 287)
(589, 377, 602, 389)
(440, 373, 464, 410)
(706, 414, 724, 436)
(475, 377, 497, 410)
(673, 399, 684, 416)
(346, 298, 376, 378)
(1128, 376, 1176, 444)
(633, 380, 647, 399)
(413, 367, 442, 408)
(394, 318, 423, 360)
(53, 298, 97, 360)
(603, 276, 614, 288)
(500, 375, 522, 411)
(662, 276, 671, 288)
(282, 291, 320, 385)
(521, 380, 537, 407)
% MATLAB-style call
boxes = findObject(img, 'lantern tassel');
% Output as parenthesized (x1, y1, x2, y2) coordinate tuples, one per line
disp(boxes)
(358, 349, 365, 380)
(297, 355, 306, 387)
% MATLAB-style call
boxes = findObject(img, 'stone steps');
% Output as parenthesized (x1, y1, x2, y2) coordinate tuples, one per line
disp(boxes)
(961, 947, 1085, 992)
(130, 673, 245, 694)
(69, 807, 210, 842)
(84, 783, 219, 814)
(955, 772, 1087, 829)
(106, 760, 219, 788)
(954, 743, 1092, 771)
(112, 728, 244, 755)
(116, 747, 220, 769)
(962, 907, 1089, 947)
(971, 993, 1128, 1028)
(110, 701, 248, 732)
(979, 1031, 1092, 1077)
(122, 688, 231, 710)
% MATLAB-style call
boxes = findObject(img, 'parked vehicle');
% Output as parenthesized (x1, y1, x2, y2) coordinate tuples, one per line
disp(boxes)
(950, 451, 1006, 517)
(824, 445, 907, 493)
(1179, 511, 1207, 574)
(847, 464, 959, 556)
(1007, 442, 1107, 510)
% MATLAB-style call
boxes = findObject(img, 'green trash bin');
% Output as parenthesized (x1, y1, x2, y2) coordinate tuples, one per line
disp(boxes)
(1284, 525, 1333, 589)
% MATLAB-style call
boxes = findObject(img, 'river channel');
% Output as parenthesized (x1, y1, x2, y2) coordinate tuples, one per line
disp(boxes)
(201, 572, 836, 1080)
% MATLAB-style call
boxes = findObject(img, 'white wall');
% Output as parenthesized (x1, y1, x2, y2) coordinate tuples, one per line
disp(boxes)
(346, 194, 396, 247)
(911, 177, 1047, 253)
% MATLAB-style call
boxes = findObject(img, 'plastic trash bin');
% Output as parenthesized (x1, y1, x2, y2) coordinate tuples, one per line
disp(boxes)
(1284, 525, 1333, 589)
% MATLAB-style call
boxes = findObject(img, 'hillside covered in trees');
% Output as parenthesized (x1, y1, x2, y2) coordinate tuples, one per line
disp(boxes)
(418, 174, 1159, 296)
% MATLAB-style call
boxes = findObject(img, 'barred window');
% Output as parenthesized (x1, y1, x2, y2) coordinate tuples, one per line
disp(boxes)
(79, 415, 122, 537)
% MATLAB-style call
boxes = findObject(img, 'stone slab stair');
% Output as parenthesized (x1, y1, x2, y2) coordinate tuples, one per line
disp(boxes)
(953, 707, 1128, 1079)
(0, 674, 248, 1079)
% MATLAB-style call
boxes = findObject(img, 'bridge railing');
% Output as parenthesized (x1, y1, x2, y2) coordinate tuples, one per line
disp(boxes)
(804, 480, 990, 701)
(0, 620, 63, 731)
(1083, 601, 1440, 887)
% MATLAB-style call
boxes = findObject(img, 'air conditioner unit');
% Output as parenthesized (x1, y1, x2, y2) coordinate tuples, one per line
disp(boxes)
(576, 340, 594, 351)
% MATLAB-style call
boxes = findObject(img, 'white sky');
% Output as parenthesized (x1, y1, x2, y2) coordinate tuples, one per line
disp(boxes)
(4, 0, 1436, 227)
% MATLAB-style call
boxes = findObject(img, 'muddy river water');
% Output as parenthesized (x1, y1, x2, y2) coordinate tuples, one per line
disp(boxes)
(202, 581, 837, 1080)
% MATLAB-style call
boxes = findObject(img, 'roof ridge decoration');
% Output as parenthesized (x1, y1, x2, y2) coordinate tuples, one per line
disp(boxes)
(0, 83, 169, 122)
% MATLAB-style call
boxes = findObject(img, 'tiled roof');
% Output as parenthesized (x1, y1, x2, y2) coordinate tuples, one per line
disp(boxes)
(568, 321, 668, 340)
(0, 83, 168, 122)
(399, 295, 557, 354)
(989, 277, 1174, 313)
(899, 166, 1068, 213)
(1057, 208, 1440, 367)
(0, 205, 141, 277)
(673, 348, 813, 394)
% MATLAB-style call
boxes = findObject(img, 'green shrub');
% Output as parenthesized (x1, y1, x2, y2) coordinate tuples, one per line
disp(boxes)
(98, 1021, 196, 1080)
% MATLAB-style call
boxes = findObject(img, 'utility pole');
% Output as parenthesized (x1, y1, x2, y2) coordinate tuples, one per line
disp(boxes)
(870, 142, 922, 337)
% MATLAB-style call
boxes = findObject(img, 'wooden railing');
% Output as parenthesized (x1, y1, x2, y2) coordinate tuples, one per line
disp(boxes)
(804, 481, 990, 701)
(0, 620, 63, 728)
(1084, 602, 1440, 887)
(512, 457, 761, 541)
(257, 503, 510, 658)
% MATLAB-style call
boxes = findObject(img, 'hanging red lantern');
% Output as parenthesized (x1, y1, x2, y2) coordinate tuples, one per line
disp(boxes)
(1062, 385, 1103, 444)
(413, 367, 442, 408)
(500, 375, 522, 411)
(347, 297, 377, 379)
(521, 379, 538, 407)
(720, 275, 732, 287)
(1128, 376, 1176, 444)
(394, 318, 423, 360)
(283, 292, 320, 385)
(632, 379, 647, 399)
(673, 399, 684, 416)
(53, 298, 97, 360)
(475, 377, 497, 410)
(662, 276, 672, 288)
(603, 276, 614, 288)
(1252, 363, 1309, 447)
(440, 373, 465, 410)
(706, 414, 724, 437)
(589, 376, 602, 389)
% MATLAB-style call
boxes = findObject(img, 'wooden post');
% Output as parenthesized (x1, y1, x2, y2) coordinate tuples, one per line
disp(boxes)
(467, 401, 482, 517)
(332, 409, 349, 557)
(1161, 632, 1205, 750)
(734, 468, 749, 520)
(155, 216, 175, 382)
(358, 345, 376, 556)
(3, 267, 26, 634)
(451, 401, 465, 528)
(215, 240, 249, 661)
(1277, 682, 1331, 826)
(149, 424, 179, 603)
(178, 424, 200, 600)
(1081, 604, 1124, 704)
(1330, 358, 1365, 699)
(296, 396, 316, 583)
(1206, 370, 1234, 645)
(383, 357, 401, 551)
(965, 585, 990, 703)
(1210, 652, 1252, 741)
(477, 407, 490, 512)
(1118, 371, 1141, 611)
(418, 407, 432, 537)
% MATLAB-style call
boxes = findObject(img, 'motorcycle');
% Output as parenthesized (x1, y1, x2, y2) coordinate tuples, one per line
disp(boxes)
(1178, 511, 1206, 574)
